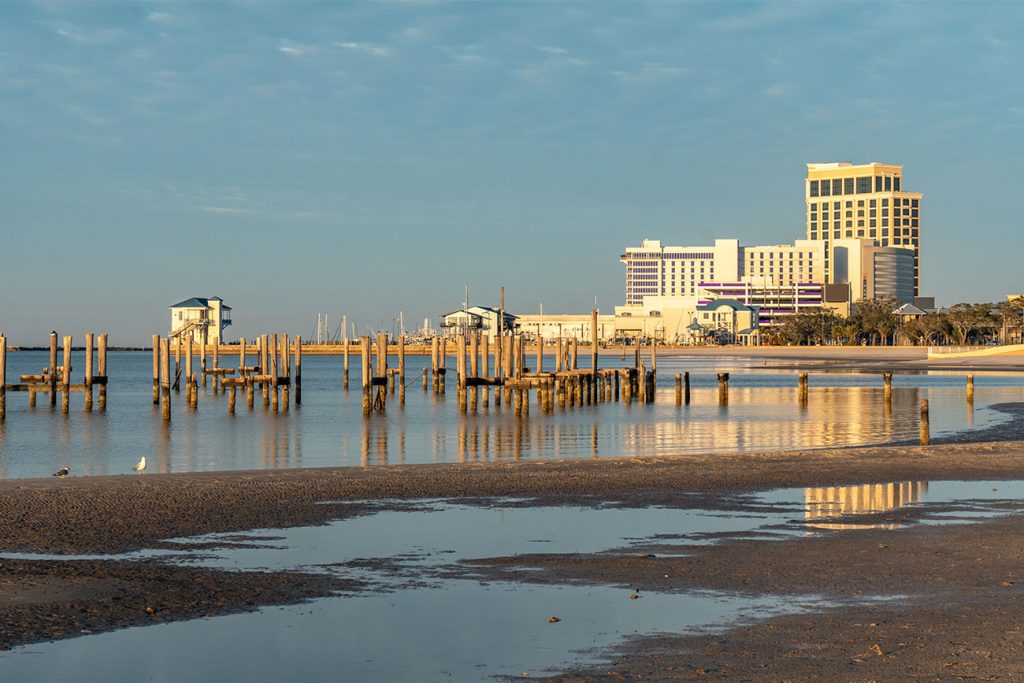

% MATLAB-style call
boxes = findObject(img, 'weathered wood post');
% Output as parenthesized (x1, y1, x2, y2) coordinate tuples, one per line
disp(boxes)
(481, 334, 490, 407)
(966, 374, 975, 405)
(200, 329, 208, 387)
(591, 308, 599, 387)
(920, 399, 930, 446)
(361, 336, 371, 415)
(185, 337, 195, 408)
(280, 333, 290, 411)
(160, 337, 171, 421)
(614, 369, 620, 401)
(375, 332, 388, 410)
(84, 332, 94, 412)
(59, 335, 75, 410)
(343, 336, 350, 390)
(212, 338, 220, 394)
(49, 331, 58, 407)
(883, 372, 893, 405)
(174, 336, 181, 391)
(228, 383, 237, 414)
(675, 373, 682, 405)
(570, 338, 578, 370)
(457, 334, 468, 413)
(798, 372, 809, 405)
(97, 333, 108, 410)
(431, 336, 440, 393)
(718, 372, 729, 406)
(0, 335, 6, 420)
(439, 336, 448, 393)
(535, 334, 543, 375)
(469, 333, 479, 412)
(684, 371, 691, 405)
(270, 333, 279, 411)
(261, 334, 270, 407)
(294, 335, 302, 406)
(152, 334, 160, 405)
(242, 338, 253, 409)
(645, 368, 655, 404)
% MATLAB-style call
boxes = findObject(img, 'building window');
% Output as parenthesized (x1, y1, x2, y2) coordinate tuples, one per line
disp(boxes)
(856, 176, 872, 193)
(857, 220, 864, 227)
(832, 179, 843, 195)
(857, 210, 865, 217)
(912, 198, 919, 207)
(843, 178, 855, 194)
(870, 219, 877, 228)
(820, 181, 831, 197)
(894, 177, 901, 191)
(885, 176, 892, 191)
(875, 176, 884, 191)
(845, 200, 853, 208)
(810, 180, 819, 197)
(911, 219, 919, 227)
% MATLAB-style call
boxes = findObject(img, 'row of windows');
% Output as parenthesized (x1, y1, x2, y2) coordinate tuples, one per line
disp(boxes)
(809, 197, 918, 212)
(809, 175, 903, 197)
(809, 228, 920, 240)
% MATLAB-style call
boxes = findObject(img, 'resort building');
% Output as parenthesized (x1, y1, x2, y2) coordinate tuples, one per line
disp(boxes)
(698, 282, 850, 328)
(831, 238, 916, 303)
(621, 238, 825, 308)
(805, 162, 922, 296)
(169, 296, 232, 344)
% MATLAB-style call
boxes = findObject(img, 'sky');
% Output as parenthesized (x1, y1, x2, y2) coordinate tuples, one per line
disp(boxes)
(1, 0, 1022, 345)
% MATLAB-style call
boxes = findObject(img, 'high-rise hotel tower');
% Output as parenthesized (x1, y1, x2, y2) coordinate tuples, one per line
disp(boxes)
(806, 162, 922, 296)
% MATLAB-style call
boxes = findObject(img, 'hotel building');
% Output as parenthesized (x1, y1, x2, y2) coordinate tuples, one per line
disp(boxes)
(805, 162, 922, 296)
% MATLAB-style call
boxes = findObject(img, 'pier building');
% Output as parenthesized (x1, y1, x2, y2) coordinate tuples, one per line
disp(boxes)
(169, 296, 232, 344)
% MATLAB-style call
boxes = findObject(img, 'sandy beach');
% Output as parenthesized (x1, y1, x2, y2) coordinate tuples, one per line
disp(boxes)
(4, 430, 1024, 676)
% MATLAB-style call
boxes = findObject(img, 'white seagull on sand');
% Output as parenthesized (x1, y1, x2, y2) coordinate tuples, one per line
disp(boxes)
(52, 466, 69, 478)
(133, 456, 146, 472)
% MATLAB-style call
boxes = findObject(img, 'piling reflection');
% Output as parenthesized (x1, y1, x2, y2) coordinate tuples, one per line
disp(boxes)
(804, 481, 927, 530)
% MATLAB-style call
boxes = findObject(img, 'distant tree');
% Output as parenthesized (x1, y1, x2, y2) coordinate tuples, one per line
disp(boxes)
(851, 298, 899, 346)
(995, 296, 1024, 344)
(946, 303, 997, 345)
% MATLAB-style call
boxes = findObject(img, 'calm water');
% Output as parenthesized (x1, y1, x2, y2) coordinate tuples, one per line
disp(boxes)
(2, 479, 1021, 680)
(0, 350, 1021, 478)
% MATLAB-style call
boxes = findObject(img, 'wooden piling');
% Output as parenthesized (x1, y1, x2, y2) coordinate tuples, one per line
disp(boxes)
(718, 372, 729, 405)
(361, 336, 371, 415)
(536, 335, 543, 375)
(920, 399, 930, 446)
(294, 335, 302, 406)
(152, 334, 160, 404)
(343, 336, 350, 389)
(185, 337, 195, 408)
(60, 335, 71, 413)
(228, 384, 237, 413)
(398, 335, 406, 389)
(883, 372, 893, 404)
(212, 338, 220, 394)
(280, 334, 290, 411)
(49, 331, 57, 407)
(200, 330, 208, 387)
(422, 367, 428, 392)
(160, 337, 171, 421)
(431, 336, 440, 392)
(481, 334, 490, 408)
(590, 309, 598, 382)
(84, 332, 94, 412)
(0, 335, 6, 420)
(174, 336, 181, 390)
(570, 338, 578, 370)
(684, 371, 691, 405)
(675, 373, 682, 405)
(644, 369, 655, 404)
(261, 335, 270, 406)
(98, 333, 107, 410)
(798, 372, 809, 405)
(270, 333, 279, 411)
(966, 374, 975, 405)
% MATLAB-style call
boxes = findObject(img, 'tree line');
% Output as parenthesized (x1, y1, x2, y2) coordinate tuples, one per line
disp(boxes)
(764, 296, 1024, 346)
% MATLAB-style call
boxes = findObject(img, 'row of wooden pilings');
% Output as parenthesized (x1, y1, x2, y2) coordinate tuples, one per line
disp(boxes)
(0, 331, 109, 419)
(153, 333, 302, 421)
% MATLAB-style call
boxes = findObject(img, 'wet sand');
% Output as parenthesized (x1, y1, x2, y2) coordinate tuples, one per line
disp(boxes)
(463, 511, 1024, 681)
(4, 432, 1024, 669)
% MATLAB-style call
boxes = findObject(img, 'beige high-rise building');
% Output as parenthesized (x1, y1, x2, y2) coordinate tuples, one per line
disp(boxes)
(806, 162, 922, 297)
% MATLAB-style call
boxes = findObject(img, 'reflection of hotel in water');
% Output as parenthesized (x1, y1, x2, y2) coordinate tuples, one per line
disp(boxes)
(805, 481, 927, 530)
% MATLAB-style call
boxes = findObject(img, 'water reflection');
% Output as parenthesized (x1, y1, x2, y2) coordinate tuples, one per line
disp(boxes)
(804, 481, 927, 530)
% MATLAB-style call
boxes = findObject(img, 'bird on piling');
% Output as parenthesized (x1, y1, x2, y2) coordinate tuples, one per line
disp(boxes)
(52, 466, 69, 478)
(133, 456, 147, 472)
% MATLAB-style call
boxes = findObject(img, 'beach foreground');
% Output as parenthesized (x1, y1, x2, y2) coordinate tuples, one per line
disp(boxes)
(3, 441, 1024, 678)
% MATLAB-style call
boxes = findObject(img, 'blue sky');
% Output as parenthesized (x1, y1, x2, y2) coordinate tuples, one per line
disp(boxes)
(1, 1, 1021, 345)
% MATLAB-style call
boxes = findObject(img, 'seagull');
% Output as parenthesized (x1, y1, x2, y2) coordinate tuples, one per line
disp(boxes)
(133, 456, 147, 472)
(52, 466, 69, 478)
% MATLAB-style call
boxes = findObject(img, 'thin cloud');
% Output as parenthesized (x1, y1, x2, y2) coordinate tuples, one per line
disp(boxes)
(334, 42, 392, 58)
(278, 41, 319, 57)
(54, 24, 122, 45)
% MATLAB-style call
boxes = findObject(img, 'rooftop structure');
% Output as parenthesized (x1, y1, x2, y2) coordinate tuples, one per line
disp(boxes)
(169, 296, 232, 344)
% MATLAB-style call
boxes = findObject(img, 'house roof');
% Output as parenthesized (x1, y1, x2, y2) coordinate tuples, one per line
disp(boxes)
(737, 327, 759, 335)
(687, 321, 705, 331)
(894, 303, 926, 316)
(169, 296, 231, 310)
(170, 297, 210, 309)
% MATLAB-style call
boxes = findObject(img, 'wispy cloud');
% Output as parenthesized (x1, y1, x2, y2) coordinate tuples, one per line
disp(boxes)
(334, 41, 392, 58)
(278, 40, 319, 57)
(611, 63, 688, 84)
(54, 24, 122, 45)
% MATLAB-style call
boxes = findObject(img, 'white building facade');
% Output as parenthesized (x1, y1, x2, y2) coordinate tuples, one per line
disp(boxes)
(169, 296, 232, 344)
